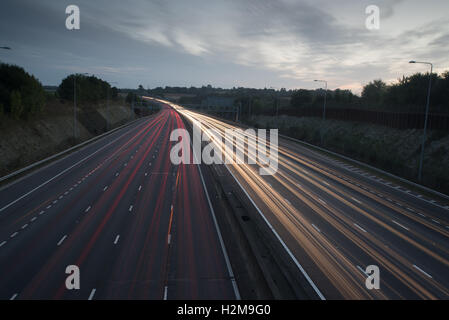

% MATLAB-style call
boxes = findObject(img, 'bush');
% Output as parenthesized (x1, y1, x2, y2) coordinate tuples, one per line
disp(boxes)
(10, 90, 23, 120)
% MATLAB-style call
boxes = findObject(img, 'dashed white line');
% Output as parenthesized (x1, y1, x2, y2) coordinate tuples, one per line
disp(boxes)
(88, 288, 96, 300)
(312, 224, 321, 233)
(432, 219, 441, 225)
(57, 235, 67, 246)
(85, 206, 91, 213)
(322, 181, 330, 186)
(0, 241, 6, 247)
(10, 293, 18, 300)
(163, 286, 168, 300)
(354, 223, 367, 233)
(64, 191, 69, 195)
(284, 198, 291, 205)
(114, 235, 120, 245)
(103, 186, 108, 191)
(46, 205, 52, 209)
(21, 224, 28, 230)
(412, 265, 432, 278)
(39, 210, 45, 215)
(145, 172, 148, 176)
(417, 212, 426, 218)
(138, 185, 142, 191)
(10, 232, 18, 238)
(167, 234, 171, 245)
(129, 205, 133, 212)
(59, 196, 63, 200)
(392, 220, 409, 231)
(30, 217, 37, 222)
(53, 200, 58, 204)
(115, 172, 119, 177)
(351, 197, 362, 204)
(318, 198, 326, 205)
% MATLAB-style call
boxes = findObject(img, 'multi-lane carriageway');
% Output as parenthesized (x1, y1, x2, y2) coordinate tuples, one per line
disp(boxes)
(1, 99, 449, 299)
(0, 104, 238, 300)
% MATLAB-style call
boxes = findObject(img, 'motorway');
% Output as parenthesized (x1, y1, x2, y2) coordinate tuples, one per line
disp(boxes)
(0, 104, 238, 300)
(172, 101, 449, 300)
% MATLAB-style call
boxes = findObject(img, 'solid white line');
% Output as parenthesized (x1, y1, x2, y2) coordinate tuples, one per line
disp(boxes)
(412, 265, 432, 278)
(312, 224, 321, 233)
(129, 205, 133, 212)
(351, 197, 362, 204)
(10, 232, 18, 238)
(356, 265, 367, 275)
(392, 220, 409, 231)
(0, 241, 6, 247)
(57, 235, 67, 246)
(10, 293, 18, 300)
(354, 223, 367, 233)
(163, 286, 168, 300)
(85, 206, 91, 213)
(194, 154, 241, 300)
(225, 166, 324, 300)
(114, 235, 120, 245)
(88, 288, 96, 300)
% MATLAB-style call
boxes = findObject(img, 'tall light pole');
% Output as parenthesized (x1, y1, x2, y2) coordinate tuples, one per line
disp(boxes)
(314, 79, 328, 145)
(73, 73, 90, 140)
(409, 60, 433, 182)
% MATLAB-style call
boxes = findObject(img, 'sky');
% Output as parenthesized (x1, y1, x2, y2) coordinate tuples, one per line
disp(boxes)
(1, 0, 448, 94)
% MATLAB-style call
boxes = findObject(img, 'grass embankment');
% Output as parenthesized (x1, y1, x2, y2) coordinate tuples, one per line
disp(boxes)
(246, 115, 449, 195)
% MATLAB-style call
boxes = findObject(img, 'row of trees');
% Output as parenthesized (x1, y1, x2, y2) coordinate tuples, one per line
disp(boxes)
(0, 63, 46, 119)
(57, 74, 118, 103)
(361, 72, 449, 112)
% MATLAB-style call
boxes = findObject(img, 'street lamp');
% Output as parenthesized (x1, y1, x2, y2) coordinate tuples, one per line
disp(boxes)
(314, 79, 328, 145)
(409, 60, 433, 182)
(73, 73, 90, 139)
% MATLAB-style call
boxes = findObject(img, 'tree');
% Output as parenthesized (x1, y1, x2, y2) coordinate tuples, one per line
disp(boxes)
(10, 90, 23, 120)
(362, 79, 387, 105)
(291, 89, 312, 107)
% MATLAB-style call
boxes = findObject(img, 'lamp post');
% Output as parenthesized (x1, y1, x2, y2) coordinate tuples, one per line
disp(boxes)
(314, 79, 328, 145)
(73, 73, 90, 140)
(409, 60, 433, 182)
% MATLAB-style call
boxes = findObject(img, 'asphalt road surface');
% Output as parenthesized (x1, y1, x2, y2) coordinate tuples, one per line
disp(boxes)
(173, 101, 449, 300)
(0, 103, 239, 300)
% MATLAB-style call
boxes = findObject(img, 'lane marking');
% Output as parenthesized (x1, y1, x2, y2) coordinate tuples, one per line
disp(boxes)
(163, 286, 168, 300)
(88, 289, 96, 300)
(46, 205, 52, 209)
(412, 265, 433, 278)
(103, 186, 108, 191)
(30, 217, 37, 222)
(357, 265, 367, 275)
(432, 219, 440, 225)
(10, 293, 18, 300)
(129, 205, 133, 212)
(318, 198, 326, 205)
(0, 241, 6, 247)
(312, 224, 321, 233)
(167, 234, 171, 245)
(114, 235, 120, 245)
(85, 206, 91, 213)
(10, 232, 18, 238)
(115, 172, 119, 177)
(392, 220, 409, 231)
(39, 210, 45, 215)
(284, 198, 291, 205)
(354, 223, 367, 233)
(351, 197, 362, 204)
(21, 224, 28, 230)
(57, 235, 67, 246)
(138, 185, 142, 191)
